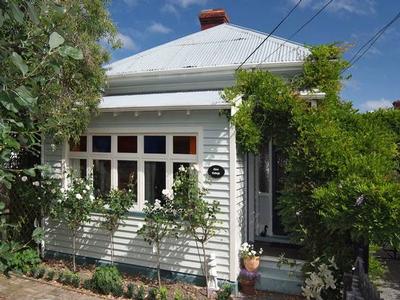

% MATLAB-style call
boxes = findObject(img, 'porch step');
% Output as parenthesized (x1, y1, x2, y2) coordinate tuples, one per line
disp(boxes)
(255, 255, 304, 295)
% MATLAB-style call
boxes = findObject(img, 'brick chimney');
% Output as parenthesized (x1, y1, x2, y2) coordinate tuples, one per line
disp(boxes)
(393, 100, 400, 109)
(199, 9, 229, 30)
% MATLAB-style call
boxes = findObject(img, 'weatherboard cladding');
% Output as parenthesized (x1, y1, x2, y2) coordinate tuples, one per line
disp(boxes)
(106, 23, 310, 76)
(44, 110, 233, 280)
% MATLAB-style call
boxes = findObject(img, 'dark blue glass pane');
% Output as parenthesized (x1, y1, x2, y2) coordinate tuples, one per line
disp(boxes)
(144, 136, 166, 154)
(93, 136, 111, 152)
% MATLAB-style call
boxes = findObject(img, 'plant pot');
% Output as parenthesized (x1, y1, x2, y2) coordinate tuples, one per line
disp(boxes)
(243, 256, 260, 272)
(239, 279, 256, 295)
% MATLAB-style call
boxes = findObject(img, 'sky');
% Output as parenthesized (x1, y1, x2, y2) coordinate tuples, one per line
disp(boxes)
(107, 0, 400, 111)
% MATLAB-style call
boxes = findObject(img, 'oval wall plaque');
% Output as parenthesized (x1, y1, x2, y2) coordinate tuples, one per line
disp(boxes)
(207, 165, 225, 178)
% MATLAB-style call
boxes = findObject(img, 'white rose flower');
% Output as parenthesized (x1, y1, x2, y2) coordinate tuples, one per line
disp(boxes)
(57, 198, 62, 203)
(21, 176, 28, 182)
(85, 185, 91, 191)
(103, 204, 110, 210)
(75, 193, 82, 200)
(82, 189, 87, 194)
(89, 195, 95, 201)
(60, 188, 65, 193)
(32, 181, 40, 186)
(51, 189, 56, 194)
(178, 165, 186, 172)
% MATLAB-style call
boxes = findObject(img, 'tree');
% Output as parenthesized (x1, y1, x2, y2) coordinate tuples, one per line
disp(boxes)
(173, 165, 220, 298)
(55, 173, 96, 272)
(0, 0, 119, 189)
(101, 188, 135, 265)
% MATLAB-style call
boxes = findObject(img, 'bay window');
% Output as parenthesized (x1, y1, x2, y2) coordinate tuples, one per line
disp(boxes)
(67, 133, 199, 210)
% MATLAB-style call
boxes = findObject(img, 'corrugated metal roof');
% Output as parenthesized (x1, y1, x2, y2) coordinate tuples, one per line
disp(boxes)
(100, 91, 228, 111)
(106, 24, 310, 76)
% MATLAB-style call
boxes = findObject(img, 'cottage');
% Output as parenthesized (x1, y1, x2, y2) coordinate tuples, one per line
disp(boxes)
(43, 9, 323, 294)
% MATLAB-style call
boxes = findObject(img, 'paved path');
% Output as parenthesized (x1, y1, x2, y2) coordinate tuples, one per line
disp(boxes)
(377, 258, 400, 300)
(0, 275, 101, 300)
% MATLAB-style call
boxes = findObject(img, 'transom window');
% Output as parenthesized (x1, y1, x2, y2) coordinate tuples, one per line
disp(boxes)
(67, 133, 199, 210)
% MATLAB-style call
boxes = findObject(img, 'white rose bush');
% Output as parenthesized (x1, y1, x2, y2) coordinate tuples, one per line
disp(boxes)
(54, 172, 97, 272)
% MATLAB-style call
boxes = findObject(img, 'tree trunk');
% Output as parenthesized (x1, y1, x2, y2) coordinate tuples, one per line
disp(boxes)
(72, 230, 76, 272)
(201, 242, 210, 298)
(156, 241, 161, 289)
(110, 231, 114, 265)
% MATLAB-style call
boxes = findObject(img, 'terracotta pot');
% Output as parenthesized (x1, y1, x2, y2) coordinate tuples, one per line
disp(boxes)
(243, 256, 260, 272)
(239, 279, 256, 295)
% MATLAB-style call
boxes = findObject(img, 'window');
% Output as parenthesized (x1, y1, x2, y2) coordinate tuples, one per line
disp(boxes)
(144, 136, 166, 154)
(93, 160, 111, 196)
(66, 132, 199, 211)
(258, 143, 270, 193)
(173, 136, 196, 154)
(93, 136, 111, 153)
(69, 136, 87, 152)
(118, 136, 137, 153)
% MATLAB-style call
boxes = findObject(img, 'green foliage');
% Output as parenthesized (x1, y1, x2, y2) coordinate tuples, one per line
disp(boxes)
(46, 269, 55, 281)
(90, 265, 123, 295)
(70, 273, 81, 288)
(368, 244, 387, 281)
(174, 289, 184, 300)
(0, 0, 119, 189)
(216, 284, 233, 300)
(224, 44, 400, 295)
(54, 172, 96, 271)
(159, 286, 168, 300)
(125, 282, 135, 298)
(7, 248, 41, 274)
(83, 278, 93, 290)
(148, 287, 158, 300)
(111, 282, 124, 297)
(37, 267, 46, 279)
(135, 285, 147, 300)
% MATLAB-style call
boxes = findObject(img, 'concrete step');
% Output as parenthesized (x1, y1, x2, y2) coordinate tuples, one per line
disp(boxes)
(255, 255, 304, 295)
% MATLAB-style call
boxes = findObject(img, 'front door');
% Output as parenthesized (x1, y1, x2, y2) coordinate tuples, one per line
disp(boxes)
(249, 141, 287, 241)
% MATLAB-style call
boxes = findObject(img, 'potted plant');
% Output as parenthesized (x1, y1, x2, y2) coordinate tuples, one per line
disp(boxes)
(238, 268, 260, 295)
(239, 242, 263, 272)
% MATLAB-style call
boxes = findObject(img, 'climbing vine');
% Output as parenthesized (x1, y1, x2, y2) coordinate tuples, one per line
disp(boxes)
(224, 44, 400, 298)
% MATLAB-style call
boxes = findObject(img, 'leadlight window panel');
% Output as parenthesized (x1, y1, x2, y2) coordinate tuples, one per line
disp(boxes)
(144, 161, 166, 204)
(118, 160, 138, 199)
(118, 136, 137, 153)
(144, 136, 166, 154)
(69, 136, 87, 152)
(173, 136, 196, 154)
(93, 159, 111, 197)
(92, 136, 111, 153)
(70, 159, 87, 178)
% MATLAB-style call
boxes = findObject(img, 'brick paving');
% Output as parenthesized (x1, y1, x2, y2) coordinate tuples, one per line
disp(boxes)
(0, 275, 102, 300)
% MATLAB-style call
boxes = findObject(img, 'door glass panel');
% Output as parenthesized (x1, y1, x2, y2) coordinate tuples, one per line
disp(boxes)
(118, 136, 137, 153)
(173, 136, 196, 154)
(93, 160, 111, 197)
(144, 162, 166, 204)
(92, 136, 111, 153)
(118, 160, 137, 198)
(69, 136, 87, 152)
(258, 142, 270, 193)
(144, 136, 166, 154)
(70, 159, 87, 178)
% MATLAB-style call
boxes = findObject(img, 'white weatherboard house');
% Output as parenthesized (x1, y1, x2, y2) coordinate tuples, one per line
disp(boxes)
(43, 9, 323, 295)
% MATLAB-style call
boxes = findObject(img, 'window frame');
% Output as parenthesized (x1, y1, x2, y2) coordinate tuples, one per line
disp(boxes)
(65, 128, 202, 211)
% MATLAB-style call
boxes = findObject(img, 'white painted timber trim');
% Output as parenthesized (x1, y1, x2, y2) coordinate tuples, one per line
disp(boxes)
(99, 104, 230, 113)
(229, 112, 238, 281)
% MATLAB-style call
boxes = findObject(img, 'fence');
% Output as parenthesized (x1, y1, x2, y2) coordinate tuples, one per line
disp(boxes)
(343, 256, 382, 300)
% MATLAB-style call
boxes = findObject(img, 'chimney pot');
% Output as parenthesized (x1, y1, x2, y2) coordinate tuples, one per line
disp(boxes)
(393, 100, 400, 109)
(199, 9, 229, 30)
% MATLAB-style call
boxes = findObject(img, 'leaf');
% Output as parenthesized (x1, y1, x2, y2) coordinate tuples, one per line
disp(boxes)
(58, 46, 83, 60)
(0, 9, 4, 27)
(32, 227, 45, 244)
(23, 168, 36, 177)
(14, 86, 37, 107)
(11, 52, 28, 76)
(0, 202, 5, 211)
(49, 32, 65, 50)
(26, 2, 39, 25)
(9, 1, 24, 24)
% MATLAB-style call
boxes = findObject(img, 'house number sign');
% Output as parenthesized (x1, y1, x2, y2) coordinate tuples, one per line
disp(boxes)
(207, 165, 225, 178)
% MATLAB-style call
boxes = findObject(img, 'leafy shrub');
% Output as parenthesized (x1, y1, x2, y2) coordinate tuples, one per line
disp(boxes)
(63, 271, 73, 285)
(46, 269, 55, 281)
(37, 267, 46, 279)
(83, 279, 93, 290)
(125, 282, 135, 298)
(159, 287, 168, 300)
(111, 283, 124, 297)
(8, 248, 41, 274)
(174, 289, 184, 300)
(148, 287, 158, 300)
(57, 272, 65, 284)
(71, 273, 81, 288)
(90, 265, 123, 295)
(216, 284, 233, 300)
(135, 285, 146, 300)
(30, 266, 39, 278)
(369, 244, 387, 281)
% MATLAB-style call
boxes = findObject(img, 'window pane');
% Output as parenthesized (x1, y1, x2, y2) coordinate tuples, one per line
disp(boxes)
(173, 136, 196, 154)
(69, 136, 87, 152)
(173, 162, 190, 178)
(92, 136, 111, 153)
(70, 159, 87, 178)
(258, 143, 270, 193)
(93, 160, 111, 197)
(145, 162, 166, 204)
(118, 136, 137, 153)
(118, 160, 137, 193)
(144, 136, 166, 154)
